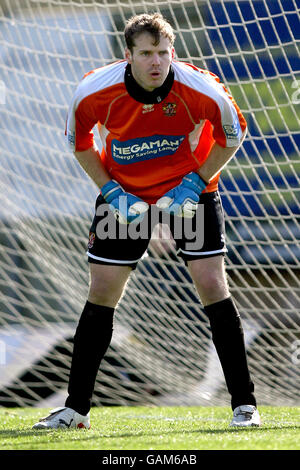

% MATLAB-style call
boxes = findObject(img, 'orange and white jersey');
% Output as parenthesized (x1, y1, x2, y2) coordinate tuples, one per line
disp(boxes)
(66, 60, 246, 204)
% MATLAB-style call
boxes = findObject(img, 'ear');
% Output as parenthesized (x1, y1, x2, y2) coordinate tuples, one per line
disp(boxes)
(125, 48, 132, 64)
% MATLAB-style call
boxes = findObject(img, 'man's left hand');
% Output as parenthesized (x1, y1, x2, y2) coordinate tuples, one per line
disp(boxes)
(156, 172, 207, 218)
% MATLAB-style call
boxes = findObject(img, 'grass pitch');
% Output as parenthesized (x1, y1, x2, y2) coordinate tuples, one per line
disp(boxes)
(0, 406, 299, 451)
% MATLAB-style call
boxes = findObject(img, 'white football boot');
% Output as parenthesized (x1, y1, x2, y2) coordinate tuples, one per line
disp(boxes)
(32, 407, 90, 430)
(230, 405, 261, 427)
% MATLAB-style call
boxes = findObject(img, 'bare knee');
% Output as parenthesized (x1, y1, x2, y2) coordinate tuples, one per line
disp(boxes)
(199, 271, 229, 304)
(188, 256, 230, 306)
(88, 264, 131, 307)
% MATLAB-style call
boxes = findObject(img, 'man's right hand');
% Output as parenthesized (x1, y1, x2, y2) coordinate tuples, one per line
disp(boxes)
(101, 180, 149, 224)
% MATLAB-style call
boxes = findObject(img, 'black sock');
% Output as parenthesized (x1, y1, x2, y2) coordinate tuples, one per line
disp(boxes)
(204, 296, 256, 410)
(65, 301, 114, 415)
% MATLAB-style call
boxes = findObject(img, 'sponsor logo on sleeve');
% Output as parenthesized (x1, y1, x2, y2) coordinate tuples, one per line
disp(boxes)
(67, 131, 75, 148)
(111, 134, 185, 165)
(223, 120, 241, 140)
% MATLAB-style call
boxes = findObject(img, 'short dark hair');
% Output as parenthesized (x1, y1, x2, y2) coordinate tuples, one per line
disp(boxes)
(124, 13, 175, 51)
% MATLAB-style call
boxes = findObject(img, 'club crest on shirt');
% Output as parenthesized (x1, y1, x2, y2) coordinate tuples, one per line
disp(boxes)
(162, 102, 177, 116)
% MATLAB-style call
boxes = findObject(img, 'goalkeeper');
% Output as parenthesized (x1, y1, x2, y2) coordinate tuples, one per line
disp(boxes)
(33, 13, 260, 429)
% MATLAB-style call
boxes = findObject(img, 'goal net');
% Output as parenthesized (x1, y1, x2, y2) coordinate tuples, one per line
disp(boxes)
(0, 0, 299, 409)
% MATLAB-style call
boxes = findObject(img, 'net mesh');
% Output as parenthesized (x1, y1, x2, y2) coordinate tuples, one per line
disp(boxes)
(0, 0, 299, 407)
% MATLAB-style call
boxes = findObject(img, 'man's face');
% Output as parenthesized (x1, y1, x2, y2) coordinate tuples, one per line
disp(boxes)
(125, 32, 174, 92)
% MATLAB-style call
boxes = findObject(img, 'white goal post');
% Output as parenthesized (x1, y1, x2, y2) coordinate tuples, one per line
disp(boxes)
(0, 0, 299, 408)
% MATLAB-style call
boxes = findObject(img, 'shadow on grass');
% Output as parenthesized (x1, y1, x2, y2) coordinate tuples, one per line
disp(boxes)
(0, 423, 299, 446)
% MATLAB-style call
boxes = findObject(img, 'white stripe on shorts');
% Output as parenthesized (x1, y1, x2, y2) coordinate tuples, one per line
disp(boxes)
(86, 251, 141, 264)
(177, 247, 228, 256)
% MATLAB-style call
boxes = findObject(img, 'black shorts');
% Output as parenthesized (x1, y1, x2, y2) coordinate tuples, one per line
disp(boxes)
(86, 191, 227, 269)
